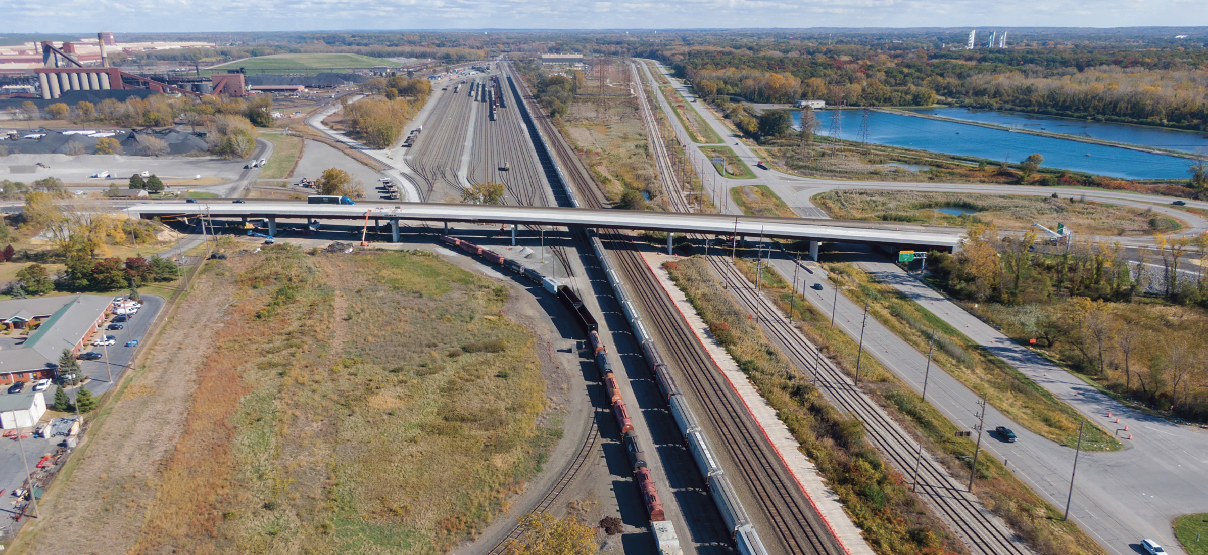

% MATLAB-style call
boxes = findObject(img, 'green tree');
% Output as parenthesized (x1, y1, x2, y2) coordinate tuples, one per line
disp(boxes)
(461, 182, 506, 205)
(53, 386, 72, 412)
(1019, 153, 1044, 184)
(75, 100, 95, 121)
(618, 189, 646, 210)
(1189, 160, 1208, 194)
(105, 183, 121, 197)
(502, 512, 595, 555)
(129, 174, 146, 189)
(316, 168, 352, 196)
(75, 386, 97, 412)
(60, 251, 93, 291)
(757, 110, 791, 138)
(245, 95, 273, 127)
(8, 284, 26, 299)
(149, 255, 181, 281)
(129, 287, 141, 302)
(91, 258, 128, 290)
(145, 174, 165, 193)
(15, 263, 54, 295)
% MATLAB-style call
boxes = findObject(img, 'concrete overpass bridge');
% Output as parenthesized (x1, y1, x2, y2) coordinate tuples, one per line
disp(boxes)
(126, 200, 965, 257)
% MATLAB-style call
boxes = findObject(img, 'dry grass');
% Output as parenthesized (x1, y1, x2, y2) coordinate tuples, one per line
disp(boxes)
(119, 246, 552, 554)
(814, 189, 1183, 236)
(727, 256, 1111, 555)
(258, 133, 305, 180)
(730, 185, 796, 218)
(562, 92, 658, 205)
(699, 146, 755, 179)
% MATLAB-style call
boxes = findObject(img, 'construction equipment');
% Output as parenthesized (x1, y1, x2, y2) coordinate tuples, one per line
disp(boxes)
(1032, 223, 1071, 245)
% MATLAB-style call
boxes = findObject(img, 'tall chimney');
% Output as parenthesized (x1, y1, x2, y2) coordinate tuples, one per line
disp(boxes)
(98, 33, 108, 68)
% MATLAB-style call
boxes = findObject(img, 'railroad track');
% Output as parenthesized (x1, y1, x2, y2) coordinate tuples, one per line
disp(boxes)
(514, 60, 840, 555)
(627, 59, 1032, 555)
(707, 258, 1031, 555)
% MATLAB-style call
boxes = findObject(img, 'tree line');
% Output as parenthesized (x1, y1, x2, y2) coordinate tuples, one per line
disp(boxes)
(344, 78, 429, 148)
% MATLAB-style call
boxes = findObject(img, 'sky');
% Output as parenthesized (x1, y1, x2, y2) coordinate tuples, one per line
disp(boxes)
(7, 0, 1208, 33)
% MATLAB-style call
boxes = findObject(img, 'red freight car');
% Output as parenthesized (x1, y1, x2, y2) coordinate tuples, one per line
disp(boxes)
(603, 373, 622, 403)
(479, 249, 505, 265)
(613, 399, 634, 433)
(635, 466, 666, 521)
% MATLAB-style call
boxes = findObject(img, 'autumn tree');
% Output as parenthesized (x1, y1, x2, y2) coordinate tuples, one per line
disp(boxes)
(502, 512, 595, 555)
(1019, 153, 1044, 183)
(75, 101, 95, 120)
(955, 224, 1001, 301)
(139, 136, 169, 157)
(461, 182, 506, 205)
(316, 168, 354, 196)
(95, 137, 121, 155)
(46, 103, 69, 120)
(245, 95, 273, 127)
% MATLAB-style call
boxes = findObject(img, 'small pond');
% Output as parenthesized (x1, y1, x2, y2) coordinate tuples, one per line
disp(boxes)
(933, 206, 980, 216)
(884, 162, 930, 172)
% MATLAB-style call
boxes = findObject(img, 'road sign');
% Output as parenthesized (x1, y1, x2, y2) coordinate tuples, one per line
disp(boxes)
(1056, 223, 1065, 235)
(898, 251, 915, 263)
(711, 157, 724, 165)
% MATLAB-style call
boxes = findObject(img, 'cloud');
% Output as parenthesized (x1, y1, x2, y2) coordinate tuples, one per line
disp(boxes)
(7, 0, 1207, 31)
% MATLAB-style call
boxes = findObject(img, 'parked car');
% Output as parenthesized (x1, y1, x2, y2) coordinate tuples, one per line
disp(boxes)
(1141, 539, 1167, 555)
(33, 379, 52, 392)
(112, 315, 128, 323)
(232, 199, 246, 203)
(92, 336, 116, 347)
(108, 323, 125, 330)
(79, 352, 103, 361)
(140, 171, 150, 178)
(209, 253, 228, 260)
(811, 283, 825, 291)
(125, 340, 139, 348)
(259, 158, 266, 166)
(995, 426, 1017, 443)
(7, 382, 25, 394)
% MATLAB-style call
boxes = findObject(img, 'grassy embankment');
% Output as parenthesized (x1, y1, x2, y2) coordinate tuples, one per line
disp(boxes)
(729, 185, 796, 218)
(664, 256, 964, 555)
(828, 262, 1120, 452)
(643, 63, 721, 144)
(1176, 513, 1208, 555)
(813, 189, 1183, 236)
(258, 133, 305, 180)
(700, 146, 755, 179)
(722, 255, 1110, 555)
(122, 247, 553, 553)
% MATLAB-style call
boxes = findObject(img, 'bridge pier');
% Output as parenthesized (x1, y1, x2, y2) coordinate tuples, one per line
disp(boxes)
(667, 233, 673, 255)
(391, 219, 400, 243)
(241, 216, 247, 225)
(511, 224, 516, 246)
(444, 221, 449, 235)
(267, 217, 277, 237)
(809, 241, 820, 261)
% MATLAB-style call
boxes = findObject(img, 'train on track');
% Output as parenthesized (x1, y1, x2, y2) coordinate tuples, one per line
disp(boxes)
(438, 233, 685, 554)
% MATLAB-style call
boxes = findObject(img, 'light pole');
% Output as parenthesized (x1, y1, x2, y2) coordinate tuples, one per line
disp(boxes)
(969, 391, 987, 492)
(1064, 420, 1085, 520)
(854, 303, 869, 385)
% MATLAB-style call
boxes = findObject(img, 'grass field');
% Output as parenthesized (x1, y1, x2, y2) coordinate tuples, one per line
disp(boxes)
(813, 189, 1184, 236)
(259, 133, 305, 180)
(700, 146, 755, 179)
(659, 85, 722, 144)
(730, 185, 795, 218)
(211, 53, 402, 70)
(1176, 513, 1208, 555)
(92, 246, 552, 554)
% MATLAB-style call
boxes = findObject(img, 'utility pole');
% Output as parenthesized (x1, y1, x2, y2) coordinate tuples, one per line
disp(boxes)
(969, 391, 987, 492)
(830, 281, 840, 327)
(911, 336, 935, 493)
(102, 341, 112, 383)
(17, 431, 38, 518)
(854, 303, 869, 384)
(790, 250, 800, 323)
(1065, 420, 1085, 520)
(731, 217, 738, 261)
(754, 226, 765, 292)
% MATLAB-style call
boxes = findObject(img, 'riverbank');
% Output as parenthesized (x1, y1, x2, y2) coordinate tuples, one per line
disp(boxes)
(877, 108, 1201, 161)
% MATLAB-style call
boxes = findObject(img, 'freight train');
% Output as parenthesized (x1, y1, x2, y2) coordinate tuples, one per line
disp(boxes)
(438, 233, 680, 551)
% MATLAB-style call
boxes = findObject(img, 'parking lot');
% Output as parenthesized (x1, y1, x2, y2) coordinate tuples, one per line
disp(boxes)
(0, 295, 162, 535)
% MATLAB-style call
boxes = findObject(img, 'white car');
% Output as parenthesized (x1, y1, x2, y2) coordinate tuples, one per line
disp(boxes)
(1142, 540, 1166, 555)
(259, 158, 266, 166)
(90, 171, 110, 179)
(140, 171, 150, 177)
(33, 379, 51, 392)
(92, 337, 116, 347)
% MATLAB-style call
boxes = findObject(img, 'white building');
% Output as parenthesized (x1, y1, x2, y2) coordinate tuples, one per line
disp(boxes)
(797, 100, 826, 109)
(0, 393, 47, 430)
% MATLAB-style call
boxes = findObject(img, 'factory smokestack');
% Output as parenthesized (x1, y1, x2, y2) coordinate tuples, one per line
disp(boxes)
(98, 32, 108, 68)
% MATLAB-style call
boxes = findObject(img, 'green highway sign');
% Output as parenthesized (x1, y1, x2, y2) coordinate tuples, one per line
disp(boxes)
(899, 251, 915, 263)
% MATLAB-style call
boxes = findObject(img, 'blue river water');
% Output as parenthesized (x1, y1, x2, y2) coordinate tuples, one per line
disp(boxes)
(793, 110, 1199, 180)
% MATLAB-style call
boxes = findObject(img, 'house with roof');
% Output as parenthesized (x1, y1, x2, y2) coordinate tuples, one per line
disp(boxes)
(0, 295, 111, 383)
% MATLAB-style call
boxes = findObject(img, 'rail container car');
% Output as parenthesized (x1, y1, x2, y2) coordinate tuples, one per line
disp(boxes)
(687, 429, 724, 480)
(633, 318, 652, 345)
(635, 466, 666, 521)
(523, 267, 543, 284)
(440, 235, 461, 247)
(736, 525, 770, 555)
(589, 330, 605, 354)
(603, 372, 622, 403)
(503, 259, 523, 274)
(457, 240, 483, 256)
(595, 351, 613, 379)
(612, 399, 634, 433)
(708, 474, 751, 535)
(623, 430, 645, 470)
(651, 521, 684, 555)
(479, 249, 505, 266)
(556, 285, 599, 333)
(669, 394, 700, 437)
(641, 339, 665, 371)
(654, 365, 682, 400)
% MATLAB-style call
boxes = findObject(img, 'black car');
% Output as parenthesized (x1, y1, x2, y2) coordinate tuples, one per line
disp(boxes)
(1172, 200, 1186, 206)
(79, 352, 103, 361)
(108, 323, 125, 330)
(7, 381, 26, 394)
(232, 199, 246, 203)
(995, 426, 1018, 443)
(811, 283, 825, 291)
(186, 198, 197, 203)
(112, 315, 129, 323)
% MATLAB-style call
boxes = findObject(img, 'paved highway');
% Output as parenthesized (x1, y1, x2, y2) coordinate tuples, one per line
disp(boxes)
(641, 59, 1208, 555)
